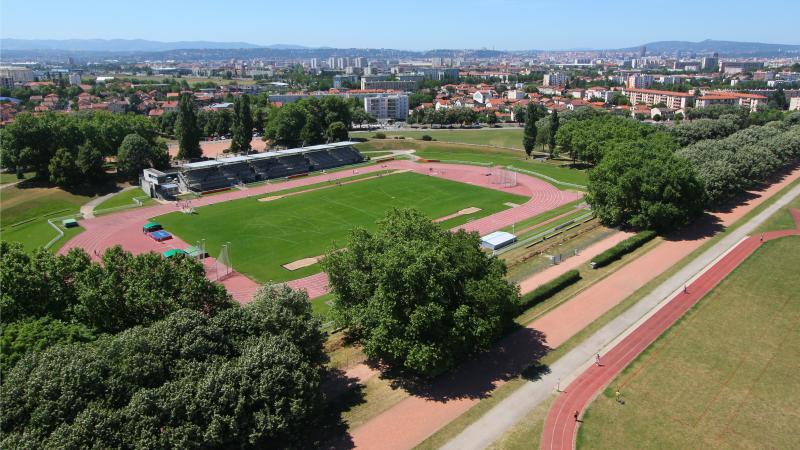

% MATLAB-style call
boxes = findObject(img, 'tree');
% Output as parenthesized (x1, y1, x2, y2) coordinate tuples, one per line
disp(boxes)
(322, 209, 520, 377)
(174, 94, 201, 159)
(0, 242, 233, 333)
(0, 317, 95, 372)
(0, 284, 327, 449)
(522, 103, 539, 157)
(76, 144, 105, 182)
(48, 148, 80, 187)
(326, 121, 349, 143)
(586, 142, 706, 232)
(116, 134, 152, 178)
(229, 94, 253, 153)
(769, 87, 789, 110)
(548, 110, 559, 158)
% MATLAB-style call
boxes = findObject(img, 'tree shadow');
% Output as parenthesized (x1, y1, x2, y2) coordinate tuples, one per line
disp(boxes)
(378, 326, 551, 403)
(315, 368, 365, 449)
(13, 177, 121, 197)
(662, 211, 725, 242)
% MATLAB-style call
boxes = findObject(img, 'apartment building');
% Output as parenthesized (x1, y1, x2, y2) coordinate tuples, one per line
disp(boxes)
(624, 88, 692, 109)
(695, 92, 768, 112)
(364, 94, 409, 121)
(790, 97, 800, 111)
(360, 79, 418, 91)
(626, 74, 654, 89)
(542, 72, 568, 87)
(720, 61, 765, 74)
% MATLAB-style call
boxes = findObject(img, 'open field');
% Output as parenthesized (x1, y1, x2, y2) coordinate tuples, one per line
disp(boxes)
(0, 184, 93, 251)
(354, 128, 525, 149)
(577, 236, 800, 450)
(0, 172, 35, 185)
(95, 188, 155, 213)
(154, 171, 528, 282)
(354, 140, 588, 187)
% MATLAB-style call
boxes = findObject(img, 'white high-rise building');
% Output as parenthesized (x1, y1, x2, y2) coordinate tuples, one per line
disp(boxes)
(310, 58, 318, 69)
(364, 94, 409, 121)
(68, 72, 82, 85)
(354, 57, 367, 68)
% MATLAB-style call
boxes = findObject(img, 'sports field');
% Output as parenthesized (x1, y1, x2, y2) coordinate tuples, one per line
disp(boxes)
(154, 171, 528, 282)
(577, 235, 800, 450)
(355, 140, 588, 187)
(354, 128, 525, 149)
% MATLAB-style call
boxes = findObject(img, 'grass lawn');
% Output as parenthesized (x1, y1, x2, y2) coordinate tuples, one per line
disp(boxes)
(355, 128, 525, 149)
(154, 171, 528, 283)
(755, 195, 800, 233)
(95, 188, 155, 213)
(0, 184, 94, 251)
(355, 140, 588, 187)
(577, 236, 800, 450)
(0, 171, 35, 185)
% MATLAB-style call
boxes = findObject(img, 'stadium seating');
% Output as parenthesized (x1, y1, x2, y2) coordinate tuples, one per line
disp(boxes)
(177, 144, 363, 192)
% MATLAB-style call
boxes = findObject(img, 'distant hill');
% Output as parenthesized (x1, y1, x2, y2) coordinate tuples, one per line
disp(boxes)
(628, 39, 800, 56)
(0, 38, 268, 52)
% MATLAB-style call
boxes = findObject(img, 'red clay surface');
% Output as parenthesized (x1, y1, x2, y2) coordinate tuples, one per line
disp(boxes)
(540, 209, 800, 450)
(59, 160, 579, 303)
(167, 138, 268, 158)
(342, 169, 800, 450)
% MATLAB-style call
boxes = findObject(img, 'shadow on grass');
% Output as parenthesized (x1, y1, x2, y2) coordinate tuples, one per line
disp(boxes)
(365, 325, 551, 403)
(14, 177, 122, 197)
(318, 368, 365, 449)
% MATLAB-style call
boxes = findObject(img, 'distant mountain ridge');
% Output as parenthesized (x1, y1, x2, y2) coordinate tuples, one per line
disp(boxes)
(0, 38, 272, 52)
(627, 39, 800, 55)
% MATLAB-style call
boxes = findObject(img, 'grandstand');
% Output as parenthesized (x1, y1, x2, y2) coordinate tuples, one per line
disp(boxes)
(142, 142, 364, 197)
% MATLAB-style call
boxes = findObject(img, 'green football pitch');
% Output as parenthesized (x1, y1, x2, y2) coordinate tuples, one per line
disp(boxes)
(154, 172, 528, 283)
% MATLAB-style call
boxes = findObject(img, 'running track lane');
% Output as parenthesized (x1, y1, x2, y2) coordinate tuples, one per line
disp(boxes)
(540, 221, 800, 450)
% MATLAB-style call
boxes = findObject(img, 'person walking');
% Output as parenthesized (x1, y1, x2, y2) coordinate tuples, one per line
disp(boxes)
(574, 411, 579, 421)
(595, 353, 601, 366)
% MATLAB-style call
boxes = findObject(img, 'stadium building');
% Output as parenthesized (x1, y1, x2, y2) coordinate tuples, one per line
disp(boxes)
(141, 142, 364, 199)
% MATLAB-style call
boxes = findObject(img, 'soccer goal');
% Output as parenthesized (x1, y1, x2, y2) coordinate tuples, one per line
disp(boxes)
(489, 167, 518, 188)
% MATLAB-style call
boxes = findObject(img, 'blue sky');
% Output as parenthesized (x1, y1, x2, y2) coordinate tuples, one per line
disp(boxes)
(3, 0, 799, 50)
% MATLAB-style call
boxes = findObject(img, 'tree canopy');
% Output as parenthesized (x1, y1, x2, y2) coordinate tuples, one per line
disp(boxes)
(229, 94, 253, 153)
(0, 284, 327, 449)
(116, 133, 169, 179)
(264, 96, 355, 148)
(322, 208, 520, 377)
(586, 141, 706, 232)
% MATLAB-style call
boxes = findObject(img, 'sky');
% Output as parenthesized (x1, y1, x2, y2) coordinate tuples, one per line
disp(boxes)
(3, 0, 799, 51)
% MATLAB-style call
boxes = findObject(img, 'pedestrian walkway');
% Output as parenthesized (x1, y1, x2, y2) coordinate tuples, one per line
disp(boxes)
(540, 208, 800, 450)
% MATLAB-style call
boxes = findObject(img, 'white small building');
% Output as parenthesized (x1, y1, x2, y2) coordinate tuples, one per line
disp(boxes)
(480, 231, 517, 251)
(506, 90, 527, 100)
(364, 94, 409, 121)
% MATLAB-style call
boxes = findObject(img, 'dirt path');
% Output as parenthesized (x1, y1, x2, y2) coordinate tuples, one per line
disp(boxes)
(80, 186, 136, 219)
(540, 209, 800, 450)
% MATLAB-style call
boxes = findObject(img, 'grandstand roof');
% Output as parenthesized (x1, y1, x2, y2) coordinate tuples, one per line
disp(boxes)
(179, 141, 360, 170)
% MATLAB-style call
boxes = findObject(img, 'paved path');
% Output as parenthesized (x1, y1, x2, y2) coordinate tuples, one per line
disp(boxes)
(541, 207, 800, 450)
(79, 186, 136, 219)
(59, 160, 578, 303)
(439, 173, 800, 450)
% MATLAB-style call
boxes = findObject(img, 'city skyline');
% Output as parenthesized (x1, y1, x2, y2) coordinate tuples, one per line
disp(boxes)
(3, 0, 800, 51)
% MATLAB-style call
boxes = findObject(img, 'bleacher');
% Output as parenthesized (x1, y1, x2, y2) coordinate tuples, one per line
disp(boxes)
(175, 142, 363, 193)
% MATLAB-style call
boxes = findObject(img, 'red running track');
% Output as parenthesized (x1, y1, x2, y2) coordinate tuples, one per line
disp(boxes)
(540, 213, 800, 450)
(59, 160, 580, 303)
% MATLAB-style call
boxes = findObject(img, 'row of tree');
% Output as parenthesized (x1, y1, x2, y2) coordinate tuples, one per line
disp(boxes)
(0, 111, 162, 184)
(677, 118, 800, 204)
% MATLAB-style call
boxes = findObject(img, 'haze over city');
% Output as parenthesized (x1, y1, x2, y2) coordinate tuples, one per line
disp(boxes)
(3, 0, 800, 50)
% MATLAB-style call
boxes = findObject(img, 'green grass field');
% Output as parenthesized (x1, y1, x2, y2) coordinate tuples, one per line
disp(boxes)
(354, 128, 525, 149)
(577, 235, 800, 450)
(354, 140, 588, 187)
(94, 188, 155, 213)
(0, 172, 35, 185)
(154, 172, 528, 283)
(0, 184, 92, 251)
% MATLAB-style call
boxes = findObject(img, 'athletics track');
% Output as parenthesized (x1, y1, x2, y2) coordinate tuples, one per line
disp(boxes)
(58, 160, 580, 303)
(540, 208, 800, 450)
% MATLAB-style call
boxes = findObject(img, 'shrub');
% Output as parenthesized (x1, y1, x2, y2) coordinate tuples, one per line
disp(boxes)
(591, 231, 657, 269)
(519, 270, 581, 310)
(373, 132, 386, 139)
(420, 135, 433, 141)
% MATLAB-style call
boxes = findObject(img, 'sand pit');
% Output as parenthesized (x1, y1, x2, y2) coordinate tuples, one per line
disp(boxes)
(434, 206, 482, 223)
(258, 195, 285, 202)
(282, 255, 323, 271)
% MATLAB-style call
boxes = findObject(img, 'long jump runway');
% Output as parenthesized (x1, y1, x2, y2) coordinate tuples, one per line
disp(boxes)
(58, 160, 580, 303)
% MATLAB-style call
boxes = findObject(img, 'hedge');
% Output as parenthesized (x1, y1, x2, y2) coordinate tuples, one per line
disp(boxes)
(591, 230, 657, 269)
(519, 270, 581, 310)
